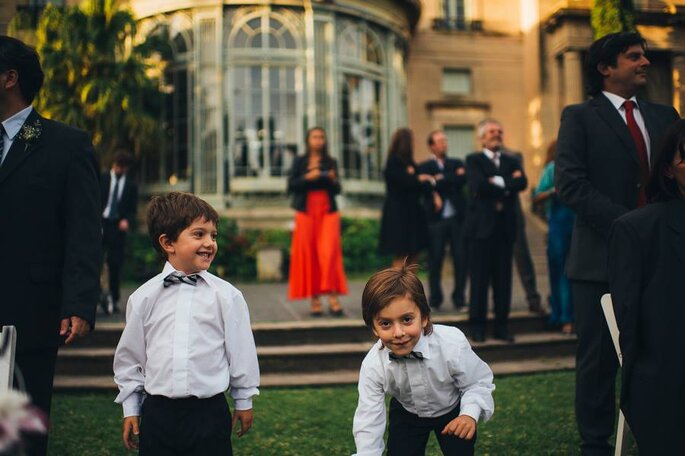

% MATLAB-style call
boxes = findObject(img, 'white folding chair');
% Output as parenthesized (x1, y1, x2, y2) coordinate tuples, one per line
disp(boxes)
(0, 326, 16, 393)
(600, 293, 631, 456)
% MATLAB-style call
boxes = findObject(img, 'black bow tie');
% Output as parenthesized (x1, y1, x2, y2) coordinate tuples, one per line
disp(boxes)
(163, 272, 199, 287)
(389, 351, 424, 361)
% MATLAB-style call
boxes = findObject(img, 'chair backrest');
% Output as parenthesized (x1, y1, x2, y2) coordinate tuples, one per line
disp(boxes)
(0, 326, 16, 392)
(600, 293, 622, 366)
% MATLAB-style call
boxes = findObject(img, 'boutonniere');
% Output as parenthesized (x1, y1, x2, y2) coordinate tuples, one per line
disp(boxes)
(19, 119, 42, 151)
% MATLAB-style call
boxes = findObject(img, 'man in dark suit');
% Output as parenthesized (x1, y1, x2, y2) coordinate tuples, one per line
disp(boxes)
(0, 36, 101, 455)
(464, 119, 527, 343)
(417, 130, 467, 310)
(101, 151, 138, 314)
(555, 32, 680, 455)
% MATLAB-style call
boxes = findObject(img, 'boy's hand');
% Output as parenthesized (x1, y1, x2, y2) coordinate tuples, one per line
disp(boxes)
(122, 416, 140, 450)
(232, 409, 253, 437)
(441, 415, 476, 440)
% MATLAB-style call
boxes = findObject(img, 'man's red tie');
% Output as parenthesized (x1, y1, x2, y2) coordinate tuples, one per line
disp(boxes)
(623, 100, 649, 207)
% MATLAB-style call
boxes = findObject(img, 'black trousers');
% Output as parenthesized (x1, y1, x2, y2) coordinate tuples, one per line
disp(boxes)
(427, 216, 467, 308)
(572, 280, 618, 456)
(102, 219, 126, 303)
(468, 215, 514, 332)
(15, 346, 59, 456)
(387, 398, 475, 455)
(140, 393, 233, 456)
(512, 215, 541, 306)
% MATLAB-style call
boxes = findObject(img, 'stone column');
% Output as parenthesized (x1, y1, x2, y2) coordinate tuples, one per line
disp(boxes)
(673, 54, 685, 116)
(563, 50, 584, 106)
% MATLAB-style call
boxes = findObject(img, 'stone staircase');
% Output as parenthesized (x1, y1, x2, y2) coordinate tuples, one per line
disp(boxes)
(53, 310, 576, 391)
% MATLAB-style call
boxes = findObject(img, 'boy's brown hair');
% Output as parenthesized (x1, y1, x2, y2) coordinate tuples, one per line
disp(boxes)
(147, 192, 220, 257)
(361, 263, 433, 335)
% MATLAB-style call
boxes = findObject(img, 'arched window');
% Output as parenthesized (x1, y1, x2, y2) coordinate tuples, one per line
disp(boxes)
(141, 19, 193, 187)
(338, 23, 385, 180)
(227, 9, 303, 178)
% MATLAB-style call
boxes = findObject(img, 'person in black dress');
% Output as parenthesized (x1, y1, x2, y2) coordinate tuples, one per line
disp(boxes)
(379, 127, 436, 268)
(608, 118, 685, 454)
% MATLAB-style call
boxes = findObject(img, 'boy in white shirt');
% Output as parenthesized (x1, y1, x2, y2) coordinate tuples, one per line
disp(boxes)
(353, 265, 495, 456)
(113, 192, 260, 455)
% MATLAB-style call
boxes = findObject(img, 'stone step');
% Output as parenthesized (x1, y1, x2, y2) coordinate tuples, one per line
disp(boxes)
(82, 311, 549, 348)
(54, 332, 576, 377)
(53, 356, 575, 391)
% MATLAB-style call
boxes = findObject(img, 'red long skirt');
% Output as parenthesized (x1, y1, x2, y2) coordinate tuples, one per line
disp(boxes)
(288, 190, 348, 299)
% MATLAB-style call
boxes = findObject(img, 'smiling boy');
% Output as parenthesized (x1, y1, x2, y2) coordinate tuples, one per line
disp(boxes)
(353, 265, 495, 456)
(113, 192, 260, 455)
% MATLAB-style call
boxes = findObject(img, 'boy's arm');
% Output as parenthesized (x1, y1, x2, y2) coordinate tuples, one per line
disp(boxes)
(450, 334, 495, 423)
(224, 291, 260, 410)
(352, 362, 386, 456)
(113, 300, 147, 417)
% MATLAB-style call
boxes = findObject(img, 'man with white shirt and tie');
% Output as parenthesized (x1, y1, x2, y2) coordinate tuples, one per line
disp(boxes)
(463, 119, 528, 343)
(353, 265, 494, 456)
(100, 151, 138, 314)
(114, 192, 259, 455)
(0, 36, 101, 456)
(555, 32, 680, 455)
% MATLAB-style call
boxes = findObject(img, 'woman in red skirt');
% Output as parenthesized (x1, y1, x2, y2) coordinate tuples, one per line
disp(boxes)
(287, 127, 348, 316)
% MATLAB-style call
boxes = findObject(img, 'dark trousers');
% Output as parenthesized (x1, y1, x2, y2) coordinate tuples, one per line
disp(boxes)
(468, 216, 514, 332)
(513, 215, 541, 306)
(427, 216, 467, 308)
(102, 219, 126, 303)
(387, 398, 475, 455)
(140, 393, 232, 456)
(572, 280, 618, 456)
(15, 347, 59, 456)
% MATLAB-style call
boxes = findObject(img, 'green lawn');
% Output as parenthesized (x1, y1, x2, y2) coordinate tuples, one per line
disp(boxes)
(47, 371, 631, 455)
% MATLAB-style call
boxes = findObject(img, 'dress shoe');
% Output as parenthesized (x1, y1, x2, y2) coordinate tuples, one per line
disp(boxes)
(471, 329, 486, 343)
(494, 330, 515, 343)
(101, 293, 113, 315)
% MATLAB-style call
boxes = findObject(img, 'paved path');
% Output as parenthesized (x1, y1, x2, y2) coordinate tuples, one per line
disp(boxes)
(98, 213, 550, 324)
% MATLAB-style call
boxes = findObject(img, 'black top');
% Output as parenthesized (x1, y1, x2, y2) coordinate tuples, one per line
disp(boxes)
(378, 155, 432, 255)
(100, 171, 138, 224)
(287, 154, 341, 213)
(608, 199, 685, 452)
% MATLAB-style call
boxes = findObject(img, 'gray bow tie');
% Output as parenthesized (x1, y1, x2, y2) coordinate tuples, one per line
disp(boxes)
(163, 272, 199, 287)
(389, 351, 424, 361)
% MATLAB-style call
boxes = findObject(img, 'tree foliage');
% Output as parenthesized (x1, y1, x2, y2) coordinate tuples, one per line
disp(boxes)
(591, 0, 637, 39)
(9, 0, 168, 163)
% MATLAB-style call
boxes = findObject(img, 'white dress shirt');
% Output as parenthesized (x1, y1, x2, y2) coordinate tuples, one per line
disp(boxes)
(352, 325, 495, 456)
(114, 262, 260, 417)
(483, 148, 505, 188)
(0, 105, 33, 166)
(102, 169, 127, 219)
(602, 90, 652, 162)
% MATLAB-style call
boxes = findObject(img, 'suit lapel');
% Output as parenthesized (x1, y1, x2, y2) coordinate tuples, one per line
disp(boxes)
(592, 95, 639, 167)
(478, 151, 498, 175)
(637, 99, 660, 167)
(666, 199, 685, 266)
(0, 109, 43, 185)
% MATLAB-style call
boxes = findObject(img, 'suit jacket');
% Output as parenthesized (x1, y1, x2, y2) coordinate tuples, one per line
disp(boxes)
(0, 109, 101, 352)
(101, 171, 138, 224)
(417, 156, 466, 222)
(608, 199, 685, 452)
(463, 151, 527, 241)
(287, 154, 341, 213)
(555, 94, 680, 282)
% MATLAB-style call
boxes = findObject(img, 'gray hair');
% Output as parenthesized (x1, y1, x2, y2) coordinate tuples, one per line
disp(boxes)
(477, 118, 502, 138)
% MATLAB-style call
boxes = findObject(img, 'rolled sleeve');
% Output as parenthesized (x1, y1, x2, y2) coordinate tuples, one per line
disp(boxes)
(451, 338, 495, 422)
(113, 300, 147, 417)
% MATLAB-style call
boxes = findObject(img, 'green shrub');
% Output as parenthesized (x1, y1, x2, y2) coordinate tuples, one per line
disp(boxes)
(121, 216, 389, 283)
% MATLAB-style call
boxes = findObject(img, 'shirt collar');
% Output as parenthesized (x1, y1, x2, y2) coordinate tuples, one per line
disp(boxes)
(602, 91, 639, 111)
(483, 148, 499, 160)
(2, 105, 34, 140)
(161, 261, 210, 283)
(382, 331, 432, 364)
